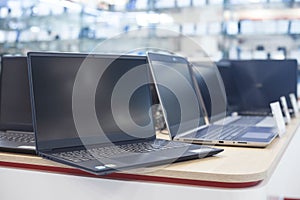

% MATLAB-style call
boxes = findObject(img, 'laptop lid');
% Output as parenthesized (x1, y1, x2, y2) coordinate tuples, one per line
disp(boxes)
(216, 60, 241, 113)
(28, 52, 155, 152)
(147, 52, 208, 140)
(230, 59, 298, 113)
(0, 56, 33, 132)
(191, 61, 227, 123)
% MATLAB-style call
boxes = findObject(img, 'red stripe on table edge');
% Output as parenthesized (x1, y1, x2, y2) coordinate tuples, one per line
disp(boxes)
(284, 199, 300, 200)
(0, 161, 261, 189)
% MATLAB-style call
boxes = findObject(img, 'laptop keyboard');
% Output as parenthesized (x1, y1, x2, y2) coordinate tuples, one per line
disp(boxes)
(0, 131, 35, 143)
(197, 125, 248, 140)
(52, 140, 190, 163)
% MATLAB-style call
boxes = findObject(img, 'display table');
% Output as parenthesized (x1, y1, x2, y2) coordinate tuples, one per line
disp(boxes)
(1, 117, 300, 200)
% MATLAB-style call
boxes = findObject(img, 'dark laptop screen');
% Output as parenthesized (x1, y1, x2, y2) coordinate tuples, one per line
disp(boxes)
(226, 59, 298, 113)
(191, 62, 227, 123)
(148, 53, 207, 138)
(216, 60, 241, 112)
(28, 53, 154, 150)
(0, 56, 32, 131)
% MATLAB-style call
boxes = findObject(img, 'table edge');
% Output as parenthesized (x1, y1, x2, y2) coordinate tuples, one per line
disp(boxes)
(0, 160, 262, 189)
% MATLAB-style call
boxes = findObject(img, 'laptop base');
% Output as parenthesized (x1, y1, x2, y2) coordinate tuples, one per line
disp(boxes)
(40, 139, 223, 175)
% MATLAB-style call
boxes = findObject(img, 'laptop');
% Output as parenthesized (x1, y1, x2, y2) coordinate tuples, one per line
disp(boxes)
(190, 61, 227, 123)
(191, 61, 275, 127)
(27, 52, 223, 175)
(0, 56, 35, 154)
(147, 52, 278, 147)
(217, 59, 298, 116)
(214, 60, 240, 113)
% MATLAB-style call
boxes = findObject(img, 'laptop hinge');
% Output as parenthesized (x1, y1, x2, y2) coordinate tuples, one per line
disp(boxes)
(6, 130, 34, 134)
(174, 125, 209, 139)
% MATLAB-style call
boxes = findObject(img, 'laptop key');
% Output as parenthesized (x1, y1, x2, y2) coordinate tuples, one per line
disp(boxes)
(0, 132, 35, 143)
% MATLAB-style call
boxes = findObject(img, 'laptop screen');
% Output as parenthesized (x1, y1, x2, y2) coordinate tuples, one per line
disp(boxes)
(230, 59, 298, 112)
(147, 53, 207, 139)
(28, 53, 154, 150)
(0, 56, 32, 131)
(216, 60, 241, 112)
(191, 61, 227, 123)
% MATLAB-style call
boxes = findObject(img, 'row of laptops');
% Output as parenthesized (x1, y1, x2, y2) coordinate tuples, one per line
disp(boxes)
(148, 54, 297, 147)
(0, 53, 297, 175)
(0, 53, 223, 175)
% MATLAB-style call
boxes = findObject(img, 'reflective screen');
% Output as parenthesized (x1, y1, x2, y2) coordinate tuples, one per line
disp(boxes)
(191, 62, 227, 123)
(231, 59, 297, 111)
(216, 60, 241, 112)
(148, 53, 206, 138)
(0, 56, 32, 131)
(29, 53, 154, 150)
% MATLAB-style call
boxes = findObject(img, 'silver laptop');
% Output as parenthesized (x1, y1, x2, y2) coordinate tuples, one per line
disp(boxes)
(147, 52, 278, 147)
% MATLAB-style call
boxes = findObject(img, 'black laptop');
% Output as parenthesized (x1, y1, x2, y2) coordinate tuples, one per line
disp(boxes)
(190, 61, 228, 123)
(0, 56, 35, 154)
(217, 59, 298, 115)
(27, 52, 223, 175)
(191, 61, 275, 127)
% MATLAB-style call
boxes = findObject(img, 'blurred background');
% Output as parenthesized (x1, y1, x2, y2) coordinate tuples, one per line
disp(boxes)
(1, 0, 300, 63)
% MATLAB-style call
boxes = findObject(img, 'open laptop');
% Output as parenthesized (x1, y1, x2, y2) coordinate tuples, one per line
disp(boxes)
(214, 60, 240, 113)
(0, 56, 35, 154)
(217, 59, 298, 116)
(27, 52, 223, 175)
(190, 61, 227, 123)
(147, 52, 278, 147)
(191, 61, 275, 127)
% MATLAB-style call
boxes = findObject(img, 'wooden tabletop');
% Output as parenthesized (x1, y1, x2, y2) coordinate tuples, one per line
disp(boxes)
(1, 117, 300, 188)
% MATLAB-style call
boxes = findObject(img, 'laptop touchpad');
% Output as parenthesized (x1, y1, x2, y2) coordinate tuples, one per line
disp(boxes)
(241, 132, 272, 139)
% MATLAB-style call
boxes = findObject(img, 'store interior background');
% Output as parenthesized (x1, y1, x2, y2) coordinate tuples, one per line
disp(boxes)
(1, 0, 300, 64)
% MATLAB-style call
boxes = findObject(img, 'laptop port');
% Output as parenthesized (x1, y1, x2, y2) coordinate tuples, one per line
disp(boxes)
(238, 142, 247, 144)
(219, 141, 224, 144)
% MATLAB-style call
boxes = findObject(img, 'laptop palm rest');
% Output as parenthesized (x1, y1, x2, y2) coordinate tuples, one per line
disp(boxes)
(254, 117, 275, 127)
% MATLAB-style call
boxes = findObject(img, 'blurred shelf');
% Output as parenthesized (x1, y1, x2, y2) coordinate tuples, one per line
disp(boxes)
(1, 0, 300, 60)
